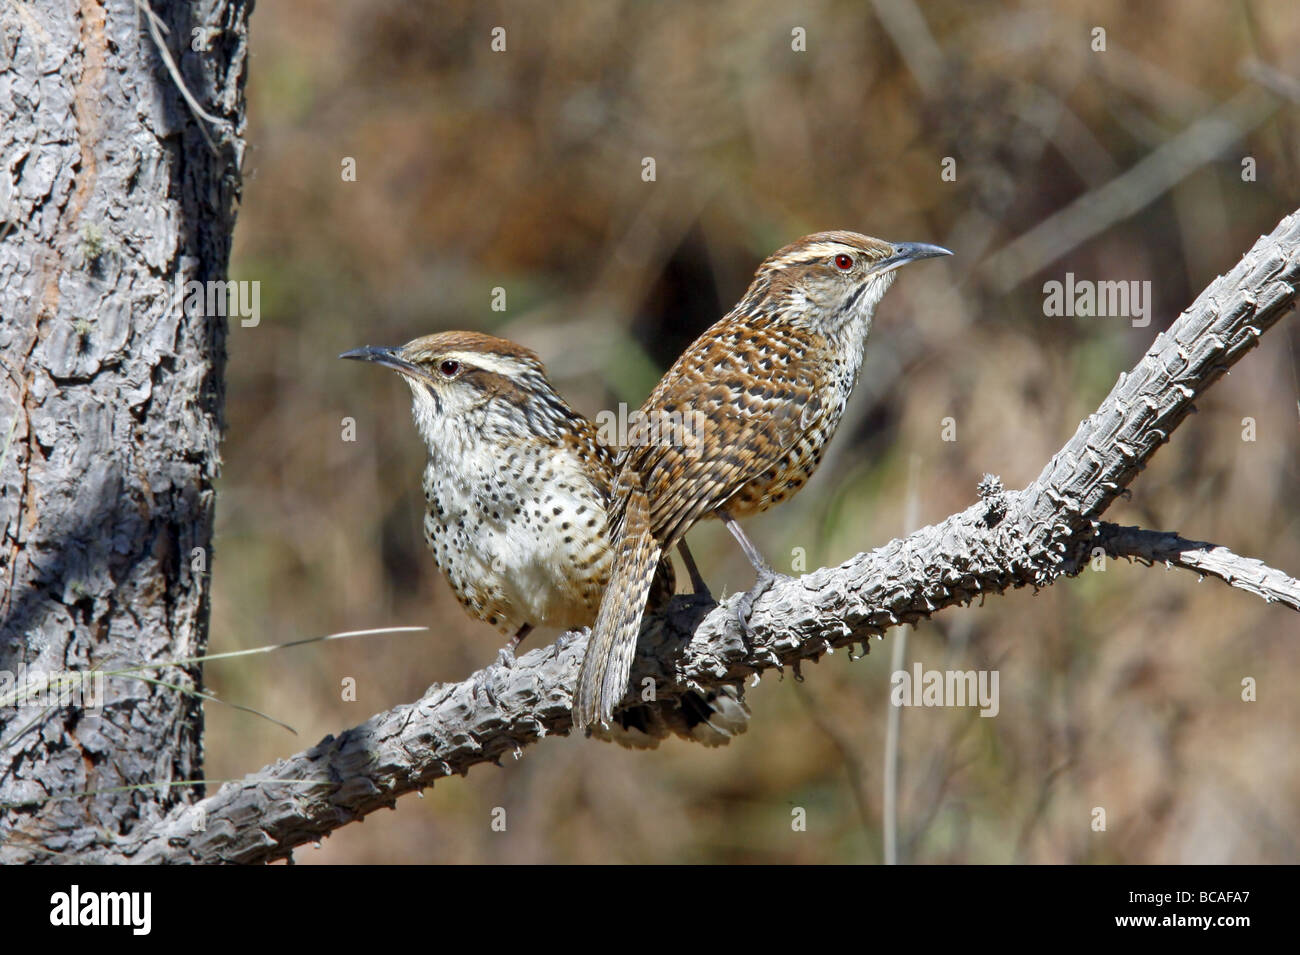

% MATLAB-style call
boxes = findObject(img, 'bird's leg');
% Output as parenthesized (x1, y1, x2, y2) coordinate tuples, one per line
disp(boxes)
(497, 623, 533, 668)
(717, 509, 789, 632)
(508, 623, 533, 651)
(676, 540, 713, 601)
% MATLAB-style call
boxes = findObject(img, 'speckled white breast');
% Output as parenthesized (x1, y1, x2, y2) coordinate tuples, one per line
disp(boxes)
(421, 440, 613, 635)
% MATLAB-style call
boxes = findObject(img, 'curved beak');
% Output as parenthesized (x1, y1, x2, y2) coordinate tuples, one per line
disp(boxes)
(339, 345, 429, 381)
(871, 241, 953, 276)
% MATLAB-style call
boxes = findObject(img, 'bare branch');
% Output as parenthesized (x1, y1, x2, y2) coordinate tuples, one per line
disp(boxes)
(1094, 523, 1300, 612)
(982, 84, 1280, 291)
(69, 206, 1300, 864)
(1241, 58, 1300, 104)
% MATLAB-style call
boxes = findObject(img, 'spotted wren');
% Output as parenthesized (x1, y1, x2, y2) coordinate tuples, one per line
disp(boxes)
(342, 330, 748, 745)
(574, 232, 951, 730)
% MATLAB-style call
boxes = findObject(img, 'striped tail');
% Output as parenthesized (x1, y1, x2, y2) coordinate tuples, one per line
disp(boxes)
(574, 478, 661, 730)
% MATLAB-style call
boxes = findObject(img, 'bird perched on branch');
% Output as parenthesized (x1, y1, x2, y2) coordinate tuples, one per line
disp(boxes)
(575, 231, 951, 730)
(342, 330, 748, 746)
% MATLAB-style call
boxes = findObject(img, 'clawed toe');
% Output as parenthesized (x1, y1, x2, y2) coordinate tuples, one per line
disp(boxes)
(734, 567, 789, 636)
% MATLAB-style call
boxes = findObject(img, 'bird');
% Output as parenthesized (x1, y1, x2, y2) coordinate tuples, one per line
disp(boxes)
(574, 231, 951, 730)
(341, 330, 748, 746)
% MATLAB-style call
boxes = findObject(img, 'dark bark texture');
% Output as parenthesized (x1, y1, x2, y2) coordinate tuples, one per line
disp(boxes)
(0, 0, 250, 862)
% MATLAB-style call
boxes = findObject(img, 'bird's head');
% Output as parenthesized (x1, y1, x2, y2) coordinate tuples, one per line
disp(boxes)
(748, 231, 951, 335)
(340, 331, 568, 446)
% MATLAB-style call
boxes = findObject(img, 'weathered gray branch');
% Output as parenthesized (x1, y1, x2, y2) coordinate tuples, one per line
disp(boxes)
(1095, 523, 1300, 612)
(73, 206, 1300, 864)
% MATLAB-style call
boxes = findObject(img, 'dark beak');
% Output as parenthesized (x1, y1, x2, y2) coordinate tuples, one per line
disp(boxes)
(872, 241, 953, 275)
(339, 345, 428, 381)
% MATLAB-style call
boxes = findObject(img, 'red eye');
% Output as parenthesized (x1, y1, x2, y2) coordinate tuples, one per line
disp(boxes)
(439, 359, 461, 378)
(834, 253, 854, 271)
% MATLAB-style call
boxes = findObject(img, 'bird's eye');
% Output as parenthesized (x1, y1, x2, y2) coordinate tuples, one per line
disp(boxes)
(834, 253, 854, 271)
(438, 359, 462, 378)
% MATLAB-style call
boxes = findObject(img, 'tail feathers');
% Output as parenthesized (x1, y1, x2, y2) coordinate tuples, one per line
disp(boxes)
(589, 685, 752, 749)
(645, 556, 677, 613)
(680, 685, 752, 747)
(574, 480, 660, 730)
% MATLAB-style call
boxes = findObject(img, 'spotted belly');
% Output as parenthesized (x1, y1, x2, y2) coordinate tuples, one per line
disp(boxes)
(723, 401, 842, 518)
(422, 461, 613, 636)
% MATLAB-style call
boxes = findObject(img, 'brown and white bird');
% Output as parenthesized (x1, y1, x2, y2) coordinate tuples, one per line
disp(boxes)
(575, 232, 951, 730)
(342, 330, 747, 745)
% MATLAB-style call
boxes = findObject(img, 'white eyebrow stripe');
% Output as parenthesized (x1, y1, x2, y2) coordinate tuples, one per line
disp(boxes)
(800, 242, 849, 258)
(441, 350, 530, 377)
(770, 241, 855, 265)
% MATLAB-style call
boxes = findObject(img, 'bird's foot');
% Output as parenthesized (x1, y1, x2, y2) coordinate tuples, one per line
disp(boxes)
(735, 565, 790, 637)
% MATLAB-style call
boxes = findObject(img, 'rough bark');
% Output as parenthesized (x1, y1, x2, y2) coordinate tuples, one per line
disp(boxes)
(0, 0, 251, 863)
(66, 206, 1300, 865)
(1095, 523, 1300, 612)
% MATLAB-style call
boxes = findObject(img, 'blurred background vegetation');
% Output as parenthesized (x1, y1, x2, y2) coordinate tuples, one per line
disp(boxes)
(210, 0, 1300, 863)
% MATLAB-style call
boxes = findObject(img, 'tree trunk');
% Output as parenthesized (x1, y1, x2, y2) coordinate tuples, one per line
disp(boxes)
(0, 0, 251, 862)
